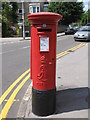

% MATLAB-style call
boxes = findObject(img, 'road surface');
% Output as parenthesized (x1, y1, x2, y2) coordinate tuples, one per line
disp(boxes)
(0, 35, 87, 118)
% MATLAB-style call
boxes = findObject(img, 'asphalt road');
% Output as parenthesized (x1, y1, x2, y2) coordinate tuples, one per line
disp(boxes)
(1, 35, 83, 118)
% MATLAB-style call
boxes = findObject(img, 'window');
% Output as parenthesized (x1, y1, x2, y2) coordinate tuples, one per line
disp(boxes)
(18, 9, 22, 14)
(37, 7, 39, 12)
(43, 6, 48, 12)
(33, 6, 36, 13)
(29, 4, 40, 13)
(43, 3, 49, 12)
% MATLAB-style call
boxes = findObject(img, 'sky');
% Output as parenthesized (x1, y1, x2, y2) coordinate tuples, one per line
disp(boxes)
(78, 0, 90, 11)
(83, 2, 89, 11)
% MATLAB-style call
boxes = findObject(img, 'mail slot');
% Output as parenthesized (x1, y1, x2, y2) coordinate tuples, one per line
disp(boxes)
(28, 12, 62, 116)
(37, 29, 52, 32)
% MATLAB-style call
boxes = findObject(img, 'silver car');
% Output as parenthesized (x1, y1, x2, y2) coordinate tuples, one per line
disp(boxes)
(74, 26, 90, 41)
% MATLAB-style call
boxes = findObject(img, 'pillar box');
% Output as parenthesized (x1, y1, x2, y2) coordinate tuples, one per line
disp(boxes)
(28, 12, 62, 116)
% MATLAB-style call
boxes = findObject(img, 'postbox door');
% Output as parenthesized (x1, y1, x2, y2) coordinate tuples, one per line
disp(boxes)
(37, 25, 56, 90)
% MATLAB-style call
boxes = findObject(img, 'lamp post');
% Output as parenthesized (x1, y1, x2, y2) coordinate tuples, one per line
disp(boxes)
(22, 1, 25, 40)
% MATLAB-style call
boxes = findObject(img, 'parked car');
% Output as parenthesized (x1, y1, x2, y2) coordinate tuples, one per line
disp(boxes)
(86, 23, 90, 26)
(74, 26, 90, 41)
(65, 26, 79, 35)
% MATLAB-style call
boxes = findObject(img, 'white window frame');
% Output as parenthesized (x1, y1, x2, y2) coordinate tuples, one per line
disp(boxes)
(29, 3, 40, 14)
(36, 6, 40, 13)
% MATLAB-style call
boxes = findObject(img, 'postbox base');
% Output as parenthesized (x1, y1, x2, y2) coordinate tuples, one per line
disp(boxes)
(32, 87, 56, 116)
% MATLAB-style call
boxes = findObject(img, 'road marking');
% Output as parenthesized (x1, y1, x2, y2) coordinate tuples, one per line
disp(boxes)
(68, 43, 86, 52)
(23, 46, 30, 49)
(0, 73, 30, 119)
(56, 50, 69, 58)
(3, 43, 6, 45)
(57, 35, 73, 41)
(56, 43, 86, 59)
(4, 99, 19, 102)
(0, 46, 30, 54)
(0, 39, 31, 46)
(0, 69, 30, 106)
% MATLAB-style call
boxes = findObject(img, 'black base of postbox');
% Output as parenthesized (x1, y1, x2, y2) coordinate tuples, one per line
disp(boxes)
(32, 87, 56, 116)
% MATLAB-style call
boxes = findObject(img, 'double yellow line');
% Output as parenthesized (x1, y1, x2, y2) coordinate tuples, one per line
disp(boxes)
(56, 43, 86, 59)
(0, 69, 30, 119)
(0, 43, 86, 119)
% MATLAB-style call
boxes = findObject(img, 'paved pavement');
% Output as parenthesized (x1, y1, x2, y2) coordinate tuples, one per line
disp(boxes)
(0, 32, 65, 44)
(17, 43, 89, 118)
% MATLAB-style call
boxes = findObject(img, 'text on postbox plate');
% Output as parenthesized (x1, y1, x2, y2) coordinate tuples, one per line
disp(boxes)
(40, 37, 49, 52)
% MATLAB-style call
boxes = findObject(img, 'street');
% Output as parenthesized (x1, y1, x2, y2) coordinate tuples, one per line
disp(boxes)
(0, 34, 88, 118)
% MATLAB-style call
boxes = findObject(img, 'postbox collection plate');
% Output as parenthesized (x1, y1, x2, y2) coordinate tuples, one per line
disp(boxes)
(40, 37, 49, 52)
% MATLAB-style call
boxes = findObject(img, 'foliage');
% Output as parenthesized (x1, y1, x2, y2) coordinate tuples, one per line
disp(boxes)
(10, 2, 18, 24)
(2, 2, 18, 37)
(24, 19, 31, 27)
(48, 2, 84, 25)
(2, 16, 8, 37)
(88, 10, 90, 23)
(71, 22, 79, 26)
(77, 10, 90, 26)
(80, 12, 88, 25)
(16, 25, 19, 37)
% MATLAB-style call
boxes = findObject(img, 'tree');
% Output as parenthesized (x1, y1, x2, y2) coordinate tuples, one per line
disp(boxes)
(48, 2, 84, 25)
(10, 2, 18, 24)
(80, 12, 88, 25)
(2, 2, 11, 37)
(78, 10, 90, 26)
(88, 10, 90, 23)
(2, 2, 18, 37)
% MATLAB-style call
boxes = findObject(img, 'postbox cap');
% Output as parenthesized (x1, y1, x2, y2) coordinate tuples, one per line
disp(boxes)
(28, 12, 62, 24)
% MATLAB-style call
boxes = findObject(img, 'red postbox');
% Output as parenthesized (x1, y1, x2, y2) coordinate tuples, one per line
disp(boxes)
(28, 12, 62, 116)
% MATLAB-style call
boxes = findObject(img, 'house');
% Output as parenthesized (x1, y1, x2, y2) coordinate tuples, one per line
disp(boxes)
(17, 1, 49, 37)
(17, 1, 49, 20)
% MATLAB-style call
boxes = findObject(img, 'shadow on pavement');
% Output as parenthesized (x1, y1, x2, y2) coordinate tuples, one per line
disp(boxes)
(75, 40, 90, 43)
(55, 87, 90, 114)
